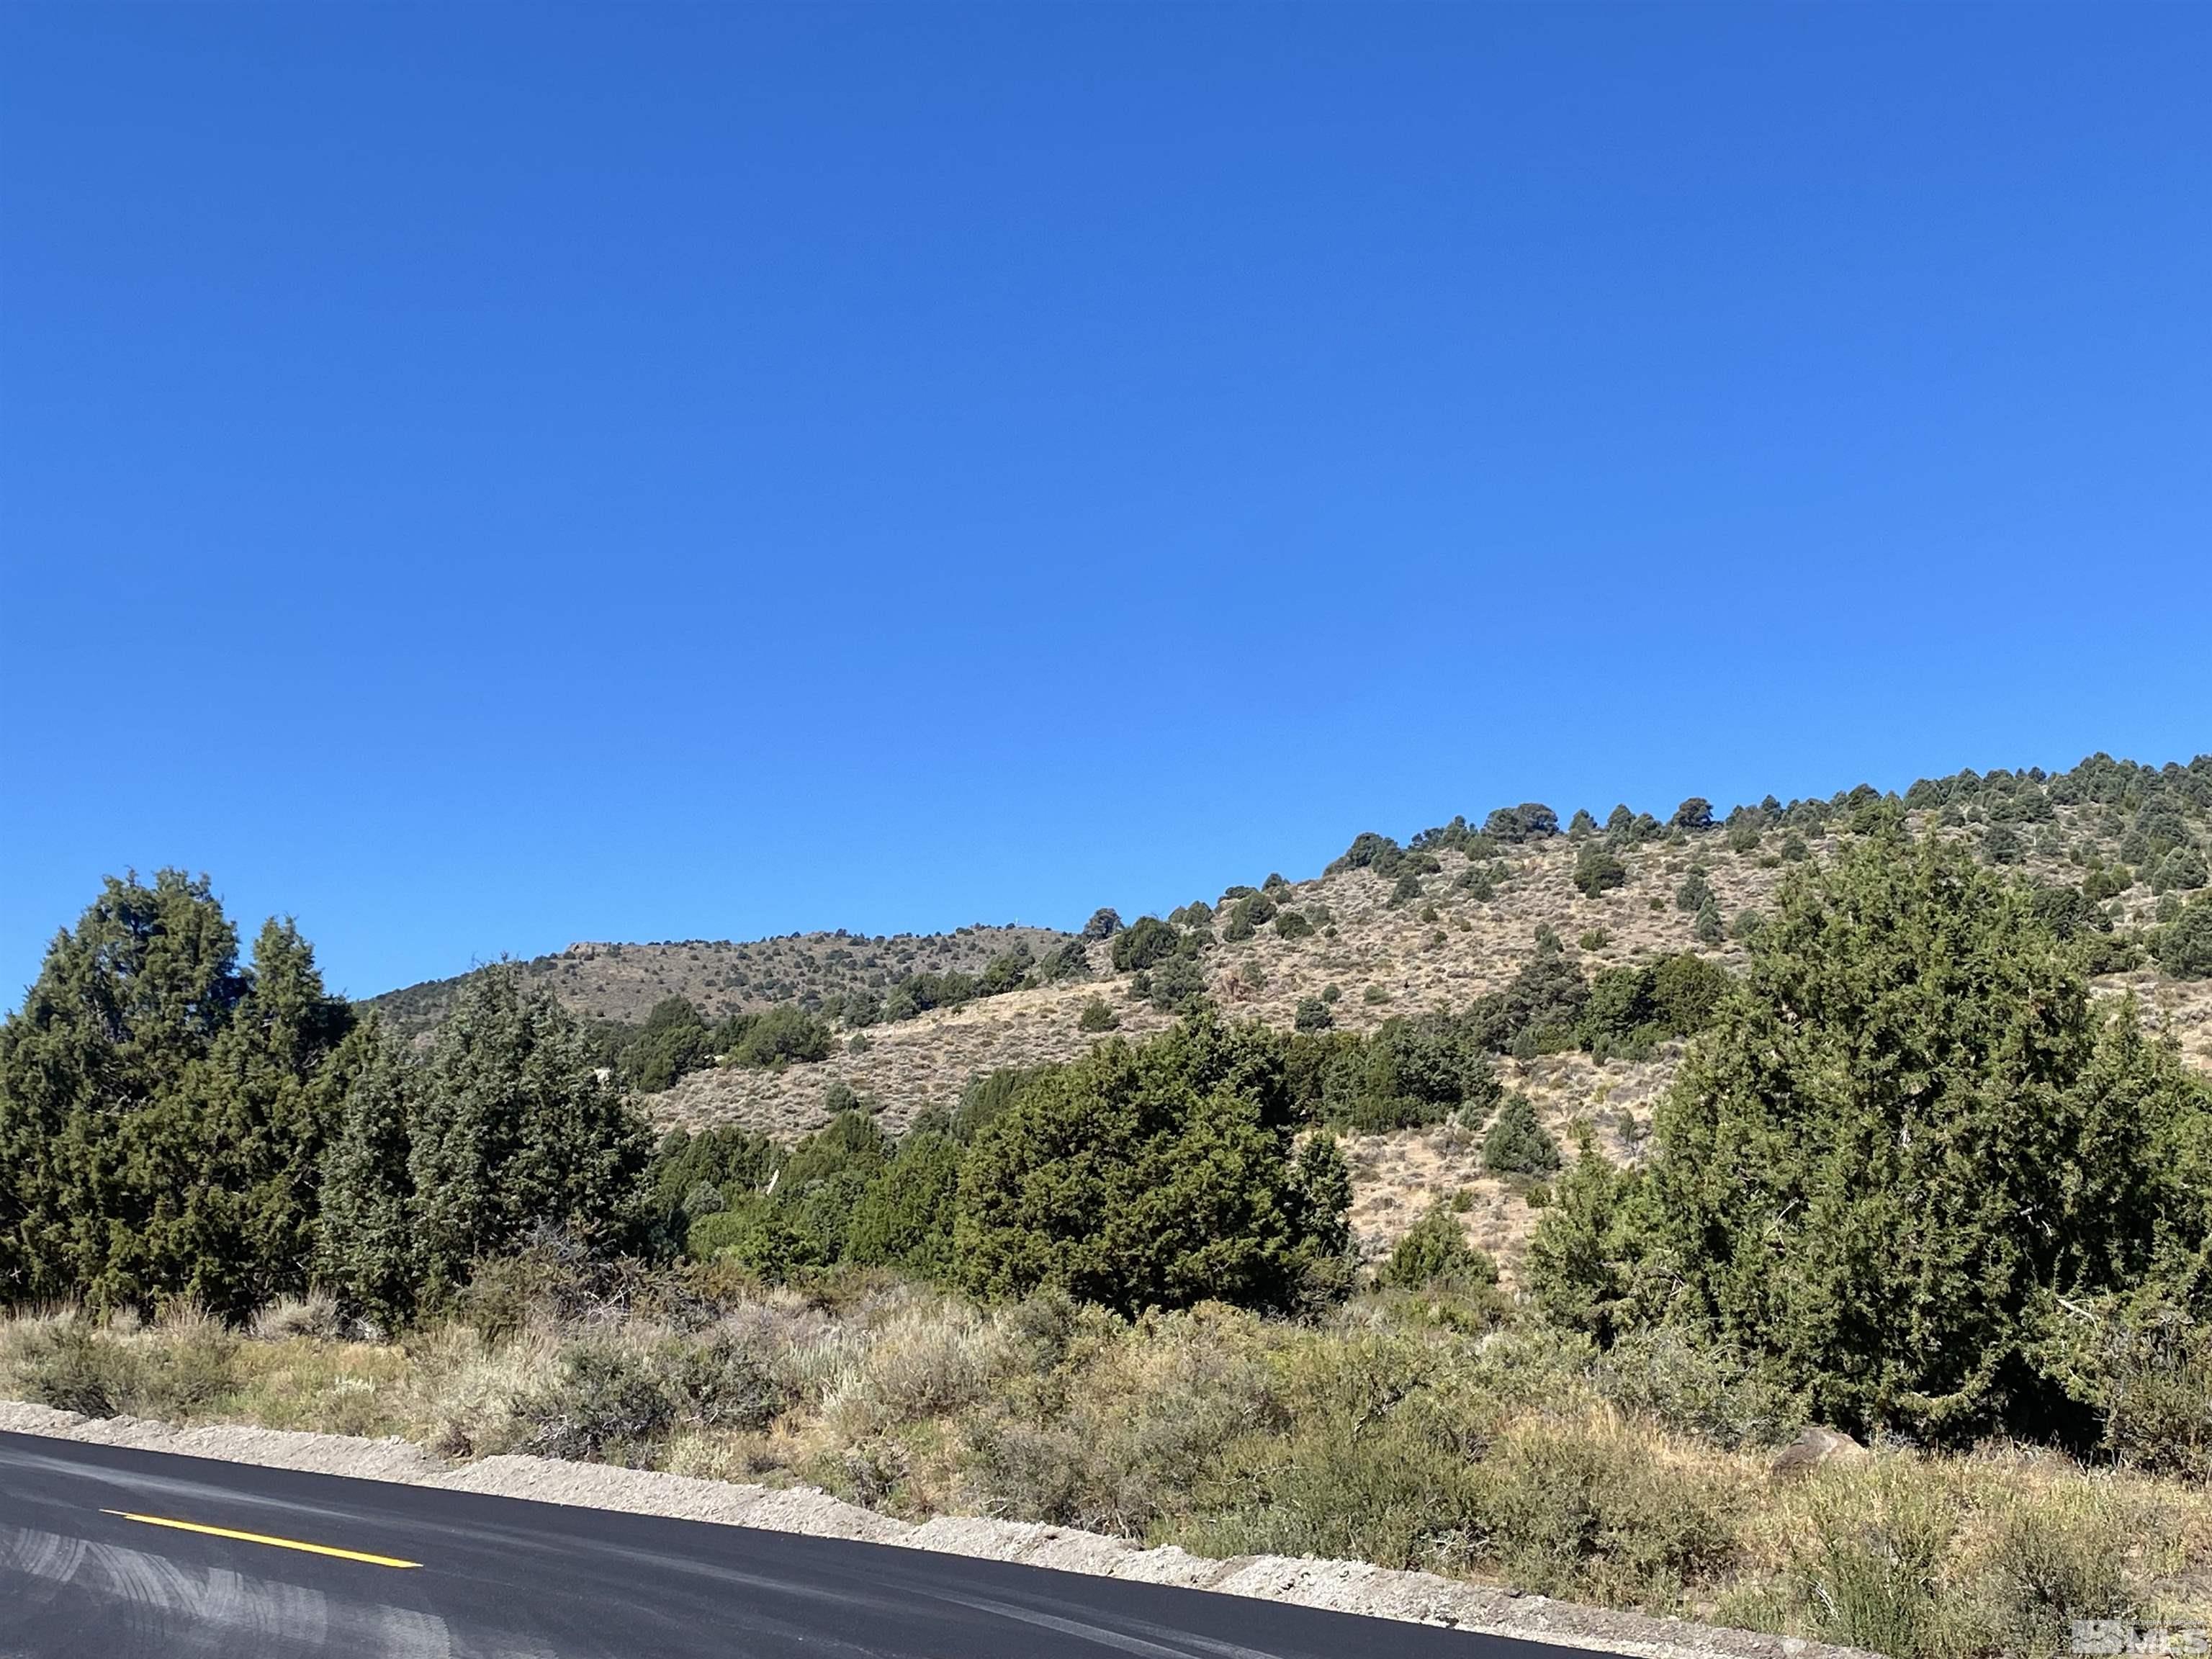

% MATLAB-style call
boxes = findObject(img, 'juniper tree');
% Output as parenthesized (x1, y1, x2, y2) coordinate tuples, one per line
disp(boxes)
(1638, 832, 2211, 1439)
(314, 1018, 421, 1324)
(407, 965, 653, 1303)
(0, 874, 349, 1314)
(953, 1010, 1349, 1315)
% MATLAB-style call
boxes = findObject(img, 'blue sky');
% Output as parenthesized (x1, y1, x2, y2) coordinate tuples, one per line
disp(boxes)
(4, 4, 2207, 1002)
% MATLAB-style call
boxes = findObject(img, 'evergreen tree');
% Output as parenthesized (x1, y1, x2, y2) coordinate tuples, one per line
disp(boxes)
(0, 873, 348, 1313)
(1524, 1130, 1645, 1341)
(1379, 1200, 1496, 1290)
(1482, 1092, 1562, 1175)
(1573, 842, 1627, 897)
(140, 919, 354, 1315)
(408, 965, 652, 1301)
(315, 1018, 421, 1324)
(1639, 832, 2209, 1439)
(847, 1129, 963, 1280)
(2159, 894, 2212, 979)
(953, 1010, 1346, 1315)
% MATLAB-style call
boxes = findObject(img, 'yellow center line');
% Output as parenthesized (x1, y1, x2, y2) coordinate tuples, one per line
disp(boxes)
(99, 1509, 421, 1569)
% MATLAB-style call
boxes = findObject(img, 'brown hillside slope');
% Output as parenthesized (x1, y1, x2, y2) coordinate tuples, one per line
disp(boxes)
(367, 922, 1074, 1035)
(645, 806, 2210, 1278)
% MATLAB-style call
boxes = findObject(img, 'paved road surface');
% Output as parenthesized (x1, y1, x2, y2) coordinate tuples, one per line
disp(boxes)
(0, 1430, 1570, 1659)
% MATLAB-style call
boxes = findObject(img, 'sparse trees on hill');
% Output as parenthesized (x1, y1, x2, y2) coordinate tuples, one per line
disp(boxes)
(1082, 908, 1123, 940)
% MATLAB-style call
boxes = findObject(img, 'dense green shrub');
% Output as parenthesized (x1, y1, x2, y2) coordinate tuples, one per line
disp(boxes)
(1464, 938, 1589, 1054)
(1082, 908, 1123, 940)
(1378, 1202, 1498, 1292)
(646, 1125, 775, 1250)
(1110, 916, 1179, 973)
(1485, 804, 1560, 843)
(1574, 843, 1627, 897)
(1148, 953, 1209, 1012)
(1673, 798, 1714, 831)
(1320, 1013, 1498, 1133)
(1274, 909, 1313, 940)
(881, 969, 981, 1022)
(1673, 871, 1712, 912)
(847, 1130, 962, 1280)
(1078, 998, 1120, 1033)
(2157, 894, 2212, 978)
(1294, 996, 1334, 1033)
(1037, 940, 1092, 983)
(1483, 1094, 1561, 1176)
(729, 1004, 833, 1066)
(612, 997, 714, 1092)
(1631, 832, 2212, 1440)
(1326, 832, 1405, 878)
(953, 1012, 1351, 1316)
(979, 942, 1035, 996)
(1578, 954, 1729, 1058)
(2154, 846, 2208, 893)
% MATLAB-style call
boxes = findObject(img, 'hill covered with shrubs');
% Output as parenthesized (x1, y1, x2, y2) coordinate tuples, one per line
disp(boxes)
(5, 750, 2212, 1654)
(368, 922, 1079, 1037)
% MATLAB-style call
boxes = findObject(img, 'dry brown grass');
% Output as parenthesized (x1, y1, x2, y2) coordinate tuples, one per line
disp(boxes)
(7, 1290, 2208, 1655)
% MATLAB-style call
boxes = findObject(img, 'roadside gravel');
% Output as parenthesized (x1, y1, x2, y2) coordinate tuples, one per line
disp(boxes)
(0, 1398, 1873, 1659)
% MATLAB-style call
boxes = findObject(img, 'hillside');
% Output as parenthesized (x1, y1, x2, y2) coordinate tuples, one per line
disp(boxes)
(637, 756, 2212, 1273)
(367, 923, 1076, 1035)
(367, 753, 2212, 1278)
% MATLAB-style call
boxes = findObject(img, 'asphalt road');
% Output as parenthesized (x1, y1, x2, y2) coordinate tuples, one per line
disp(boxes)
(0, 1431, 1565, 1659)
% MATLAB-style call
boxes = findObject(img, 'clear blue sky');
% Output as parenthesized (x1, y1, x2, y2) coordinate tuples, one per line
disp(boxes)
(4, 4, 2207, 1003)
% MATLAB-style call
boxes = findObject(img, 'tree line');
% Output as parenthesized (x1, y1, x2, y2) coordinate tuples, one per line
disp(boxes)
(0, 873, 1354, 1328)
(0, 873, 654, 1325)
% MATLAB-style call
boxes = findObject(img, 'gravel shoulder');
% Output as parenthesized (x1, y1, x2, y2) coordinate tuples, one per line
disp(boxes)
(0, 1396, 1873, 1659)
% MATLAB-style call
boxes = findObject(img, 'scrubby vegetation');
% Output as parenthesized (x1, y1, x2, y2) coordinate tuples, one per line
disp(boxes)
(7, 1267, 2208, 1655)
(7, 750, 2212, 1653)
